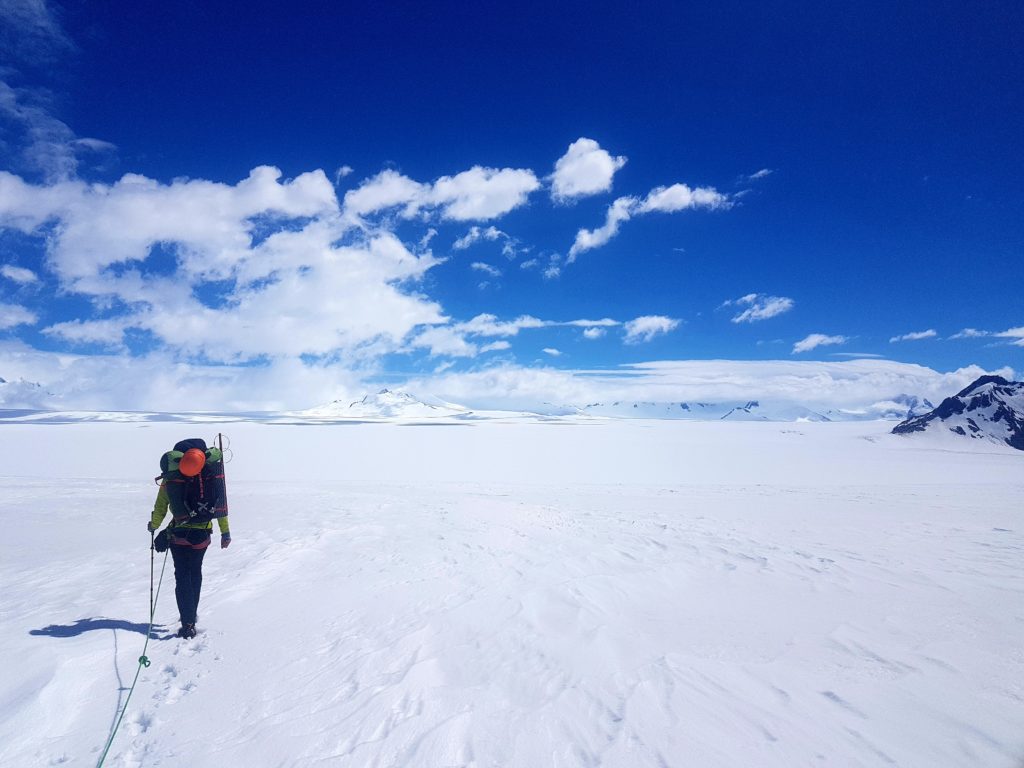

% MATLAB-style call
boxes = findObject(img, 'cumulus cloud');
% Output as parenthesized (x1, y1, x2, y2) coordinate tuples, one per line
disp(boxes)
(723, 293, 795, 323)
(542, 348, 562, 357)
(433, 166, 540, 220)
(889, 329, 937, 343)
(1, 264, 38, 283)
(0, 301, 37, 329)
(343, 166, 539, 222)
(583, 327, 606, 340)
(408, 326, 478, 358)
(792, 333, 849, 354)
(624, 315, 680, 344)
(0, 166, 339, 284)
(551, 138, 626, 201)
(341, 168, 427, 218)
(636, 184, 730, 214)
(0, 167, 465, 363)
(568, 181, 728, 261)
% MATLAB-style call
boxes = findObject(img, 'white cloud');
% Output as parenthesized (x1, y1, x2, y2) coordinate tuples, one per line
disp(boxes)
(565, 318, 619, 328)
(401, 359, 1016, 415)
(723, 293, 795, 323)
(0, 168, 464, 363)
(431, 166, 540, 221)
(480, 340, 511, 353)
(43, 316, 129, 346)
(342, 168, 427, 218)
(747, 168, 773, 181)
(568, 181, 729, 261)
(457, 314, 547, 337)
(624, 315, 680, 344)
(454, 226, 501, 249)
(583, 327, 606, 340)
(418, 228, 437, 249)
(342, 166, 539, 222)
(1, 264, 38, 283)
(5, 330, 1016, 414)
(0, 301, 37, 329)
(637, 184, 730, 214)
(543, 348, 562, 356)
(334, 165, 354, 184)
(471, 262, 502, 277)
(0, 81, 114, 181)
(568, 196, 637, 262)
(889, 329, 937, 343)
(551, 138, 626, 201)
(408, 326, 477, 358)
(0, 339, 367, 412)
(0, 0, 74, 64)
(792, 333, 849, 354)
(949, 328, 988, 339)
(945, 326, 1021, 345)
(995, 326, 1024, 346)
(0, 166, 339, 284)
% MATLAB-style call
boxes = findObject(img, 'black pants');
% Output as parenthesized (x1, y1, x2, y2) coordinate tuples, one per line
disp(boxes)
(170, 544, 207, 624)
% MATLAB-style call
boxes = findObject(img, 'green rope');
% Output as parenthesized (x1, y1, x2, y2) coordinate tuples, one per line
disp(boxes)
(95, 545, 169, 768)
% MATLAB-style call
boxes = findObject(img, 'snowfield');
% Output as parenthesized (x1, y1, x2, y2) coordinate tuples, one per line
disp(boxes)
(1, 418, 1022, 767)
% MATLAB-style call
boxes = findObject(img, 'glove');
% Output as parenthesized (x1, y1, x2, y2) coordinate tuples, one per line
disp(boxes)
(221, 533, 231, 549)
(147, 521, 157, 532)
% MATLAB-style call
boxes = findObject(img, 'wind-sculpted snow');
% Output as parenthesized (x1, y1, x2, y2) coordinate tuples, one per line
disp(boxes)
(0, 419, 1021, 767)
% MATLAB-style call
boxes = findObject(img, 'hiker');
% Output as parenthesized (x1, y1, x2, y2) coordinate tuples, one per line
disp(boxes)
(149, 439, 231, 639)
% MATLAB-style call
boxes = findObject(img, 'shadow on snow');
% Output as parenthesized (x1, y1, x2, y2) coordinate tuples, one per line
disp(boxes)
(30, 618, 167, 638)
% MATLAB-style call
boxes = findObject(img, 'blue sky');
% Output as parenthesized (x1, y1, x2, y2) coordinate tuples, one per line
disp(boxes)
(0, 1, 1021, 411)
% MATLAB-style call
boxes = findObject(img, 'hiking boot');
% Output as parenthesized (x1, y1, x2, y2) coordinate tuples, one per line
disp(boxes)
(177, 623, 197, 639)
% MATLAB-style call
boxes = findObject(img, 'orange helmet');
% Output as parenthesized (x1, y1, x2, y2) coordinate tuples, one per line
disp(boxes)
(179, 448, 206, 477)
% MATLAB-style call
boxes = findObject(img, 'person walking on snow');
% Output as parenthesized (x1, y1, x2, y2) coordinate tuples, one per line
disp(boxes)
(149, 444, 231, 639)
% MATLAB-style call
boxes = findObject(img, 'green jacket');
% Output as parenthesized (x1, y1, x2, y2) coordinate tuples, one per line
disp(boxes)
(151, 483, 230, 535)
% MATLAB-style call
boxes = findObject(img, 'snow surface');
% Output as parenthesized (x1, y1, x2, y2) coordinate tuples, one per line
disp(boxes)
(1, 418, 1022, 767)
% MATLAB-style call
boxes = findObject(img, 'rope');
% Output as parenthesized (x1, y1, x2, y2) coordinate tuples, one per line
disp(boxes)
(95, 543, 169, 768)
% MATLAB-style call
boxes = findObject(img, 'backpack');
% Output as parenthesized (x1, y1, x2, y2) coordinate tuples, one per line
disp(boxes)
(157, 438, 229, 524)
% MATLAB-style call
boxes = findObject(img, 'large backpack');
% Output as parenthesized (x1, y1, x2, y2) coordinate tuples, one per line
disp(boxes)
(157, 438, 228, 524)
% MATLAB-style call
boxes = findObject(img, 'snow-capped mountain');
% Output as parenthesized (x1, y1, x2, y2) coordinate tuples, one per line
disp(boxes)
(892, 375, 1024, 450)
(0, 376, 54, 409)
(300, 389, 472, 419)
(580, 400, 831, 421)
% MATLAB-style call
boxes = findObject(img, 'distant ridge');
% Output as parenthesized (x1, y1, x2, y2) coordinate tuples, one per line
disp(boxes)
(892, 375, 1024, 451)
(300, 389, 471, 419)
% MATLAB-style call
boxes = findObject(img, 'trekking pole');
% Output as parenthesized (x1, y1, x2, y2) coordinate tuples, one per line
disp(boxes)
(217, 432, 229, 511)
(149, 530, 155, 615)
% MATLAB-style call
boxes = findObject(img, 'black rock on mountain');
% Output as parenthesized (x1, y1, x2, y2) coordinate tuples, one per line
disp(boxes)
(892, 375, 1024, 451)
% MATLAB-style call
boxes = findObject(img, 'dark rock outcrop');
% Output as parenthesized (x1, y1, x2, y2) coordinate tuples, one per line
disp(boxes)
(892, 376, 1024, 450)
